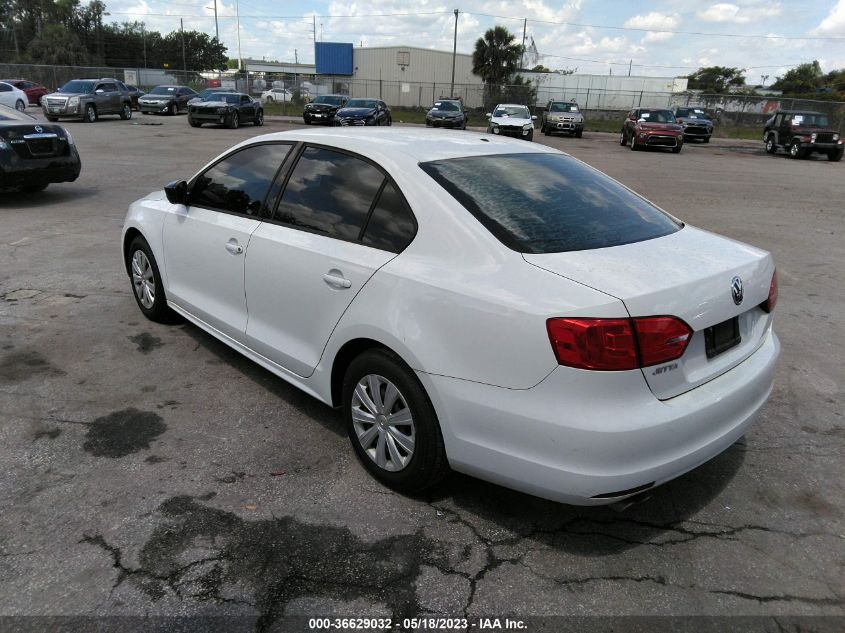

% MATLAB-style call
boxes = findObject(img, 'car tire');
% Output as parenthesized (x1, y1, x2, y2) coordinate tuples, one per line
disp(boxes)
(15, 99, 26, 112)
(765, 135, 777, 154)
(526, 130, 534, 142)
(619, 130, 627, 146)
(303, 116, 310, 125)
(254, 109, 264, 126)
(21, 183, 48, 193)
(266, 96, 274, 103)
(387, 116, 392, 126)
(544, 126, 551, 136)
(188, 116, 201, 127)
(119, 103, 132, 120)
(84, 104, 97, 123)
(575, 129, 583, 138)
(342, 348, 449, 493)
(703, 136, 710, 143)
(672, 144, 683, 154)
(788, 141, 803, 159)
(228, 111, 239, 129)
(630, 136, 639, 150)
(829, 149, 843, 162)
(127, 236, 178, 324)
(168, 102, 177, 116)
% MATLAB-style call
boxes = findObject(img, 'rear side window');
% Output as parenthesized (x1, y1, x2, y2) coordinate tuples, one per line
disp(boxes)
(190, 143, 293, 216)
(274, 147, 384, 241)
(420, 153, 681, 253)
(362, 182, 415, 253)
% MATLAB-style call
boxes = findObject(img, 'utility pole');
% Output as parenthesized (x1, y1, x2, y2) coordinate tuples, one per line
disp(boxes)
(142, 22, 147, 68)
(449, 9, 458, 98)
(235, 0, 243, 71)
(628, 59, 632, 77)
(213, 0, 219, 42)
(180, 18, 186, 73)
(520, 18, 527, 71)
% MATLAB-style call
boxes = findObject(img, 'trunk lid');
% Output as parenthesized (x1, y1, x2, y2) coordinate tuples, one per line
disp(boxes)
(0, 123, 70, 159)
(524, 226, 775, 399)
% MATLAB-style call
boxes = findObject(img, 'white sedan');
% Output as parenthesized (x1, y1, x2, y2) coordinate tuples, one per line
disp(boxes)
(486, 103, 537, 141)
(121, 128, 779, 505)
(261, 88, 293, 103)
(0, 81, 29, 112)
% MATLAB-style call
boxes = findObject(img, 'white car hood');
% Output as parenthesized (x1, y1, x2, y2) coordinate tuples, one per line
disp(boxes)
(491, 115, 532, 127)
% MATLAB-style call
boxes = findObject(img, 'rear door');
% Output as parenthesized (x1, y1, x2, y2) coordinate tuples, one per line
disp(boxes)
(244, 145, 415, 377)
(162, 142, 294, 341)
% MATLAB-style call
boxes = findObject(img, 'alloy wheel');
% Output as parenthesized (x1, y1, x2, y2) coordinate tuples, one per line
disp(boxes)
(15, 100, 25, 112)
(131, 250, 155, 309)
(351, 374, 415, 472)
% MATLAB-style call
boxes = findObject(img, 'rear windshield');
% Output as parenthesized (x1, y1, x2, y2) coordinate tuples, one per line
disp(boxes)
(420, 153, 681, 253)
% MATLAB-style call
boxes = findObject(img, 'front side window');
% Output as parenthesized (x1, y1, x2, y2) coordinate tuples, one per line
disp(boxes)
(190, 143, 293, 216)
(274, 147, 384, 241)
(420, 153, 681, 254)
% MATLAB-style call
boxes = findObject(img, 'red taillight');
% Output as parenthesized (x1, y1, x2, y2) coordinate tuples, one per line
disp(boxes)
(546, 316, 692, 371)
(546, 318, 638, 371)
(763, 270, 778, 313)
(633, 316, 693, 367)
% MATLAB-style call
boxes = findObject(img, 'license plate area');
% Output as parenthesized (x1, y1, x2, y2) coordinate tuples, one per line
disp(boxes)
(704, 316, 741, 359)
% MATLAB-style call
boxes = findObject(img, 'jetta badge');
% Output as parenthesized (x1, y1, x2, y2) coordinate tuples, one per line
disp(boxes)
(731, 276, 744, 305)
(34, 125, 43, 133)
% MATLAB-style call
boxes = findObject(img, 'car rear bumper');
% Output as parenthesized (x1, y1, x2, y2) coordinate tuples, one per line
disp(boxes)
(0, 147, 81, 189)
(420, 327, 779, 505)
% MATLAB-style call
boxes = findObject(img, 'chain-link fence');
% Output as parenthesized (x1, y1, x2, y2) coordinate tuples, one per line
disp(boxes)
(3, 62, 843, 133)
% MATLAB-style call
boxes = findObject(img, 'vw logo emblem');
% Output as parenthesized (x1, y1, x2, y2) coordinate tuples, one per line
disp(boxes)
(731, 276, 744, 305)
(34, 125, 43, 133)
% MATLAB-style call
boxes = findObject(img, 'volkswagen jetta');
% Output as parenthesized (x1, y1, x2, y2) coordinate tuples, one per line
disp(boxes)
(121, 128, 779, 505)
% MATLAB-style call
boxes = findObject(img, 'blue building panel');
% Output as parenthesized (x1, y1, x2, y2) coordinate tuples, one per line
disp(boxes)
(315, 42, 354, 75)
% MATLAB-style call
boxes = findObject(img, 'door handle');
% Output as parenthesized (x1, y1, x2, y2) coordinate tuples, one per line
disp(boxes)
(322, 271, 351, 289)
(225, 241, 243, 254)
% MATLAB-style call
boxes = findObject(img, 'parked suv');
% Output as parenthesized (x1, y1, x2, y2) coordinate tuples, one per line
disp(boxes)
(43, 79, 133, 122)
(763, 110, 843, 161)
(541, 100, 584, 137)
(672, 106, 714, 143)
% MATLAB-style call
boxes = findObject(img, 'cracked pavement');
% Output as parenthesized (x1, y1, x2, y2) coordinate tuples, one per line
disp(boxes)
(0, 115, 843, 631)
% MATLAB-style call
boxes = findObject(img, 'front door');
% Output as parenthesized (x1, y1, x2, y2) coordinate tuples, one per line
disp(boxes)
(162, 142, 294, 341)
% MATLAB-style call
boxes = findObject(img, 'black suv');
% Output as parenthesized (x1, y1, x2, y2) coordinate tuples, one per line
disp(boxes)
(672, 106, 714, 143)
(541, 100, 584, 137)
(43, 78, 133, 122)
(764, 110, 842, 161)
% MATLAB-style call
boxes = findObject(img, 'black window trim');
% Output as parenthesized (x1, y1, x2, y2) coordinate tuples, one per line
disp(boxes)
(186, 140, 297, 219)
(260, 142, 418, 253)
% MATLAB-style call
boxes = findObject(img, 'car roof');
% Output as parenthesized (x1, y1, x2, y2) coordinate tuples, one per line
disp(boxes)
(494, 103, 529, 108)
(238, 128, 560, 163)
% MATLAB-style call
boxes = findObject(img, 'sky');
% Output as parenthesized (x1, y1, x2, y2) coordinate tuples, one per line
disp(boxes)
(104, 0, 845, 80)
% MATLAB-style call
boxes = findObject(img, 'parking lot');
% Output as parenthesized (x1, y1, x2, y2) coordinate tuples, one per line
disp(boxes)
(1, 111, 843, 631)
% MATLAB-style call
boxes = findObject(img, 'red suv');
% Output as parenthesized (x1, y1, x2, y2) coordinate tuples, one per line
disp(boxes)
(0, 79, 49, 106)
(620, 108, 684, 153)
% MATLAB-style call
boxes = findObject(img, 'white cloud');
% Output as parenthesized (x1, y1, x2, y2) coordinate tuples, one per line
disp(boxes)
(695, 2, 781, 23)
(815, 0, 845, 35)
(643, 31, 674, 43)
(624, 12, 681, 31)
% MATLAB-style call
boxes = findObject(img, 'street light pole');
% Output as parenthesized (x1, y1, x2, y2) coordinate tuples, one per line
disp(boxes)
(450, 9, 458, 98)
(213, 0, 219, 42)
(236, 0, 243, 71)
(180, 18, 186, 73)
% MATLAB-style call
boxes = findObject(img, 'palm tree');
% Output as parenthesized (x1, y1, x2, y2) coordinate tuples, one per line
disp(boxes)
(472, 26, 522, 86)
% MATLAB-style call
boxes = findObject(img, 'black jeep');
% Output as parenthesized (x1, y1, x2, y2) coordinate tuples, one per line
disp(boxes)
(763, 110, 842, 161)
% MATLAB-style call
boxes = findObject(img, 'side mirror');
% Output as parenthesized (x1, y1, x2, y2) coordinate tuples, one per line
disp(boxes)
(486, 112, 492, 119)
(165, 180, 188, 205)
(531, 115, 537, 120)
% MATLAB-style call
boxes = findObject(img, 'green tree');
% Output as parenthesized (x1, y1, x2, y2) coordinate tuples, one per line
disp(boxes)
(771, 61, 824, 95)
(531, 64, 551, 73)
(687, 66, 746, 93)
(472, 26, 522, 85)
(26, 23, 89, 65)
